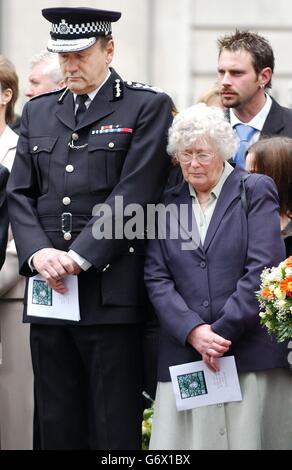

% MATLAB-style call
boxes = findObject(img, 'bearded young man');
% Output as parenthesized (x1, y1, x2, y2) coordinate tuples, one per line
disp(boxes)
(217, 30, 292, 167)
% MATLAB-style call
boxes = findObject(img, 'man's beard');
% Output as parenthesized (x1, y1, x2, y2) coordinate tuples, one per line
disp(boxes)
(220, 95, 241, 109)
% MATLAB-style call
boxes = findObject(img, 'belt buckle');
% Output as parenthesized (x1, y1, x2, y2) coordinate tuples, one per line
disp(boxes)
(61, 212, 72, 241)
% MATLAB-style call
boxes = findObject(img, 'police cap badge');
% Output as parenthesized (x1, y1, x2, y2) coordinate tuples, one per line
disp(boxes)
(42, 7, 121, 53)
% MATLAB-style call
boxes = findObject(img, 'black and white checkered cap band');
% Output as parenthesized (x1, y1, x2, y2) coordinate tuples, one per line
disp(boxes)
(51, 20, 112, 36)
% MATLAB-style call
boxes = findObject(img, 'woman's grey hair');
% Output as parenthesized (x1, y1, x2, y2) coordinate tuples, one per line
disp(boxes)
(167, 103, 238, 161)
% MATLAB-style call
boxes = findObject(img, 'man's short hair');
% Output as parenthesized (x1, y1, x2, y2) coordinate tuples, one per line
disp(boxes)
(217, 30, 275, 89)
(98, 35, 113, 50)
(29, 49, 63, 85)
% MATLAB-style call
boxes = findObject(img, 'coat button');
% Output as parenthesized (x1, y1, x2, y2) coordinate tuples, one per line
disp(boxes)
(65, 165, 74, 173)
(129, 247, 135, 253)
(200, 261, 206, 268)
(62, 197, 71, 206)
(108, 142, 115, 149)
(63, 232, 72, 241)
(102, 264, 110, 272)
(72, 133, 79, 141)
(33, 145, 38, 151)
(203, 300, 209, 307)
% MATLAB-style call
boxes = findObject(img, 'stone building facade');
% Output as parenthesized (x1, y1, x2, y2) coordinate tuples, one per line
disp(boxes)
(1, 0, 292, 118)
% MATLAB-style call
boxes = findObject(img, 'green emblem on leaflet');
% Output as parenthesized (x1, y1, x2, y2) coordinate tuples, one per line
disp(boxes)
(32, 280, 53, 306)
(178, 371, 208, 399)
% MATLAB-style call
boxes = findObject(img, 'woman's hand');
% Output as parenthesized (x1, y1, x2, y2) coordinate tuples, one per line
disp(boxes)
(187, 324, 232, 372)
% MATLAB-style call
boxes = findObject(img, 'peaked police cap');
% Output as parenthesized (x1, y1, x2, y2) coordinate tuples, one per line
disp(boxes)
(42, 7, 121, 53)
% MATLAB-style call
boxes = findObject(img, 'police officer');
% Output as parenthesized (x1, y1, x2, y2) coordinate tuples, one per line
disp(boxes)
(7, 7, 172, 450)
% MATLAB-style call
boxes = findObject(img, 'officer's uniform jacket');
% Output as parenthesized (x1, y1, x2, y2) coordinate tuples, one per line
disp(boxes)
(7, 68, 173, 325)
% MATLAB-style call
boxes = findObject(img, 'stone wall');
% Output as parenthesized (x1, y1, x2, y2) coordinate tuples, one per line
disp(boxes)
(1, 0, 292, 113)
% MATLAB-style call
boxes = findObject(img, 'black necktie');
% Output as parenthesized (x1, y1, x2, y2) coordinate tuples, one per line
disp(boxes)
(75, 94, 88, 125)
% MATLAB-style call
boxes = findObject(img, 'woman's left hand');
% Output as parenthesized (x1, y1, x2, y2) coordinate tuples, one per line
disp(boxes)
(187, 324, 231, 372)
(202, 353, 220, 372)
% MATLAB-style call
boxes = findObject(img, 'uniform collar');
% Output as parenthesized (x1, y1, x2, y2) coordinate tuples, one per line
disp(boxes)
(56, 69, 120, 130)
(73, 69, 111, 105)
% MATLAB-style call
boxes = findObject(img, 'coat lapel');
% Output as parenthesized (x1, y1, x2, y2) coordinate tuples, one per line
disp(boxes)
(170, 182, 204, 253)
(226, 98, 285, 136)
(261, 98, 284, 136)
(203, 166, 245, 251)
(55, 91, 76, 129)
(75, 93, 114, 130)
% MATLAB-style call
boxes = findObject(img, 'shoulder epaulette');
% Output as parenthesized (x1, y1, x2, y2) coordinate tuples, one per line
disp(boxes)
(124, 81, 164, 94)
(29, 86, 67, 102)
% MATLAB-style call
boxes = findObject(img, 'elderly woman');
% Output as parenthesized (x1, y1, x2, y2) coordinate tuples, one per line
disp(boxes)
(144, 103, 292, 450)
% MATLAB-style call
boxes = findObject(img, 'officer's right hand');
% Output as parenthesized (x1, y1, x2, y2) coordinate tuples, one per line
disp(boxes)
(32, 248, 78, 293)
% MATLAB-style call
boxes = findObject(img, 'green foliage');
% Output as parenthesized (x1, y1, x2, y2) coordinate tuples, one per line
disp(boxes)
(142, 403, 154, 450)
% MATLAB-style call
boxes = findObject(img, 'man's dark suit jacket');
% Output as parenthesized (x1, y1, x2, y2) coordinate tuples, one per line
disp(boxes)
(261, 97, 292, 137)
(227, 96, 292, 138)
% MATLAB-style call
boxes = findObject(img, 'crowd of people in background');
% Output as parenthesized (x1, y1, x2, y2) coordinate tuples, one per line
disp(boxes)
(0, 6, 291, 451)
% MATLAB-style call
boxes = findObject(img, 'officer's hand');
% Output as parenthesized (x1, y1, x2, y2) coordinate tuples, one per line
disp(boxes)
(32, 247, 79, 280)
(47, 278, 68, 294)
(60, 253, 82, 276)
(47, 258, 81, 293)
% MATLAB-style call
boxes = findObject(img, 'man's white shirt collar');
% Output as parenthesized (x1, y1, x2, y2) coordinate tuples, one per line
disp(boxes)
(73, 69, 111, 106)
(230, 93, 272, 131)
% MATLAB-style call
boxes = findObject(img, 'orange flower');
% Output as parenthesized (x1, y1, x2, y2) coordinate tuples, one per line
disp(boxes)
(279, 275, 292, 292)
(286, 256, 292, 268)
(261, 287, 274, 298)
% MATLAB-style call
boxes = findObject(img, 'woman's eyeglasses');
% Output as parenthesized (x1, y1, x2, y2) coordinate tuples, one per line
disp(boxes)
(177, 151, 215, 164)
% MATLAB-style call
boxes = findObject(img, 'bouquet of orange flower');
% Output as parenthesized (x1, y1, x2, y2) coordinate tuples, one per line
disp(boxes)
(257, 256, 292, 342)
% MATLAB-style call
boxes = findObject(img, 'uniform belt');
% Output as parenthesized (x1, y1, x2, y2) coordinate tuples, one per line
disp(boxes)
(39, 213, 91, 232)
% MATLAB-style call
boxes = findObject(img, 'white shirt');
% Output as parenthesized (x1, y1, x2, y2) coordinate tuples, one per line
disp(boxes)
(188, 161, 234, 244)
(230, 93, 272, 146)
(73, 70, 111, 112)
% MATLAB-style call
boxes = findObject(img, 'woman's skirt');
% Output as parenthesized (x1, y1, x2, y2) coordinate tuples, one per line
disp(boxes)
(150, 368, 292, 450)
